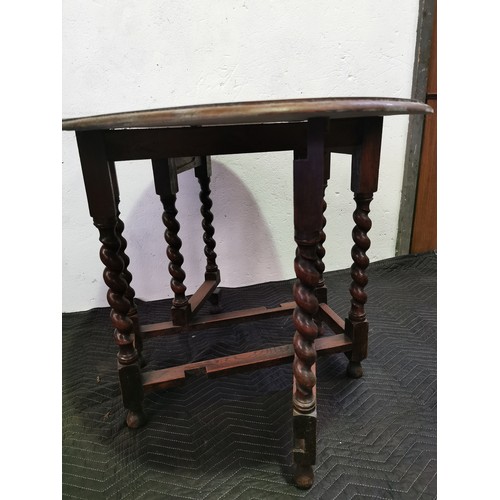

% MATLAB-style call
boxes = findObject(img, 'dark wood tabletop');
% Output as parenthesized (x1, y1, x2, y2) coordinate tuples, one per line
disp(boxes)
(62, 97, 432, 131)
(65, 94, 432, 489)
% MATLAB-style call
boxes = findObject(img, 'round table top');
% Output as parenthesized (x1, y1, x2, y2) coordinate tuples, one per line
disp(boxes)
(62, 97, 432, 131)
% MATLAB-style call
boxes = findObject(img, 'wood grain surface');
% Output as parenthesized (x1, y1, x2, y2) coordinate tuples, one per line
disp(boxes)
(63, 97, 432, 130)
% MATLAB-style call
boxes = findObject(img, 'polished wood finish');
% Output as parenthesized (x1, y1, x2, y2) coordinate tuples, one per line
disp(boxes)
(152, 159, 191, 325)
(345, 193, 373, 378)
(64, 97, 431, 489)
(186, 278, 220, 318)
(290, 119, 328, 484)
(63, 97, 430, 130)
(75, 130, 146, 428)
(109, 161, 143, 363)
(318, 303, 345, 335)
(348, 193, 373, 323)
(195, 158, 220, 281)
(142, 334, 352, 393)
(140, 301, 297, 338)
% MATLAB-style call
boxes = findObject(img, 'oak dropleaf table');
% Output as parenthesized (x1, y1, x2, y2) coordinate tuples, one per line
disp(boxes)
(63, 97, 432, 488)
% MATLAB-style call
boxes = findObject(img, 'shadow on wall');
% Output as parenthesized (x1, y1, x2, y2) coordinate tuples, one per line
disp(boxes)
(100, 158, 286, 306)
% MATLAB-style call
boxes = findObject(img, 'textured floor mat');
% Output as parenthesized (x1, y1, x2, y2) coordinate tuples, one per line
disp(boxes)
(62, 252, 436, 499)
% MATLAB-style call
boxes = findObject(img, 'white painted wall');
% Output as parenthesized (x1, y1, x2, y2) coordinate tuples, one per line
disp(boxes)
(62, 0, 419, 312)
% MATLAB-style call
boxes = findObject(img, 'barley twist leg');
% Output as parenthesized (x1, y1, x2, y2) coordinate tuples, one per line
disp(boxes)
(115, 214, 145, 366)
(346, 193, 373, 378)
(292, 241, 320, 488)
(160, 194, 190, 325)
(197, 174, 219, 279)
(314, 192, 328, 336)
(95, 219, 145, 428)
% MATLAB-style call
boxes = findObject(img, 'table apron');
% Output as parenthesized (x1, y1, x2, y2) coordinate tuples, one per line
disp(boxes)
(101, 119, 362, 161)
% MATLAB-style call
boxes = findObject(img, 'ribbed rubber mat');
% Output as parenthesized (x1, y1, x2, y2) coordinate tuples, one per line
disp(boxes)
(62, 252, 436, 499)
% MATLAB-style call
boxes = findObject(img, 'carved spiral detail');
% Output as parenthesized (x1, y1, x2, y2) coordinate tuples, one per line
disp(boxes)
(349, 194, 373, 322)
(315, 197, 327, 279)
(293, 243, 320, 413)
(314, 195, 328, 336)
(161, 195, 187, 306)
(96, 222, 137, 365)
(115, 212, 143, 356)
(198, 177, 218, 273)
(115, 215, 137, 305)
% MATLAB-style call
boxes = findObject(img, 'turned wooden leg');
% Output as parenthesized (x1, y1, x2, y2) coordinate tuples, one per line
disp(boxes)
(314, 176, 329, 336)
(95, 218, 146, 428)
(344, 116, 383, 378)
(345, 193, 372, 378)
(315, 149, 330, 307)
(109, 161, 145, 367)
(292, 118, 328, 489)
(195, 157, 220, 282)
(293, 241, 320, 488)
(76, 131, 145, 429)
(162, 193, 190, 324)
(152, 159, 191, 326)
(115, 214, 145, 367)
(196, 158, 221, 314)
(315, 196, 328, 303)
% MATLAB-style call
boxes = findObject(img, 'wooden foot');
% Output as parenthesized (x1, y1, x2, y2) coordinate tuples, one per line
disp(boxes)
(346, 360, 363, 378)
(208, 287, 222, 314)
(294, 464, 314, 489)
(292, 410, 317, 489)
(118, 362, 145, 429)
(126, 409, 147, 429)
